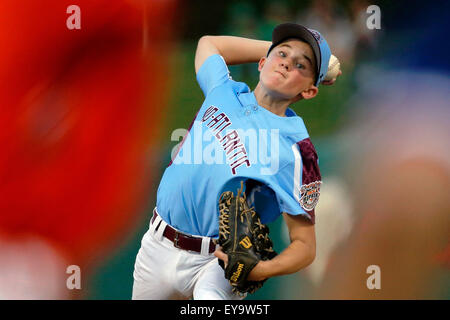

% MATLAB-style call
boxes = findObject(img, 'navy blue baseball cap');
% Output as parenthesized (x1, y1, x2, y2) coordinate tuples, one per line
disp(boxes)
(267, 23, 331, 86)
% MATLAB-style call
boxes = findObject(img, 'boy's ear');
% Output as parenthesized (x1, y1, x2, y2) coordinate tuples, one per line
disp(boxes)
(300, 85, 319, 100)
(258, 57, 267, 72)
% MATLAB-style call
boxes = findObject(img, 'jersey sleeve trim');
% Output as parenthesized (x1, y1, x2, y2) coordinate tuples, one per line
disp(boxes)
(296, 138, 322, 224)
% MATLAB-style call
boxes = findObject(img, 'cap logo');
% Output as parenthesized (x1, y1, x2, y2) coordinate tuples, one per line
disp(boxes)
(307, 28, 321, 43)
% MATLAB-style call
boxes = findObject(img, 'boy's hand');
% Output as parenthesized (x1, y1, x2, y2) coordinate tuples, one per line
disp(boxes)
(321, 70, 342, 85)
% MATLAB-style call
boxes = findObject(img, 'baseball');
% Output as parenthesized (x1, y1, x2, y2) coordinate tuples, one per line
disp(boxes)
(323, 54, 340, 81)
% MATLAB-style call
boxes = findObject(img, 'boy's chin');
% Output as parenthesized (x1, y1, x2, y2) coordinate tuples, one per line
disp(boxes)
(266, 88, 298, 101)
(261, 82, 302, 99)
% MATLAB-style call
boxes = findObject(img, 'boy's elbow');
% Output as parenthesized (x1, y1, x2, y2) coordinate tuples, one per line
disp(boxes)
(299, 240, 316, 269)
(306, 245, 316, 267)
(290, 245, 315, 274)
(198, 35, 208, 43)
(289, 240, 316, 273)
(198, 35, 215, 46)
(197, 36, 222, 54)
(195, 36, 220, 73)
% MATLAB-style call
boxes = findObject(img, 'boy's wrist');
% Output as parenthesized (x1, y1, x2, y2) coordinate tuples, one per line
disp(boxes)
(248, 260, 270, 281)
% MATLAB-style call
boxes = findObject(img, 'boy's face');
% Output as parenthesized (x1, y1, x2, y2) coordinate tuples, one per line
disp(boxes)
(258, 39, 318, 101)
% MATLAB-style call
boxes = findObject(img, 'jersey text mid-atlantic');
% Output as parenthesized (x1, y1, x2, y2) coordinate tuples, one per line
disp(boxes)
(201, 105, 250, 174)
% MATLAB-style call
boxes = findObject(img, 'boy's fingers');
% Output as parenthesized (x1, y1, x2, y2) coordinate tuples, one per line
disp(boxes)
(214, 247, 228, 266)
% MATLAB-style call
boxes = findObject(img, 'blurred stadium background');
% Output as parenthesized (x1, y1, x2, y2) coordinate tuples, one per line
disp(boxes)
(0, 0, 448, 299)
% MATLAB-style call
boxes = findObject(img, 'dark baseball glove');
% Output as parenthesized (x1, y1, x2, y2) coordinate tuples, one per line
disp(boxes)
(217, 181, 277, 294)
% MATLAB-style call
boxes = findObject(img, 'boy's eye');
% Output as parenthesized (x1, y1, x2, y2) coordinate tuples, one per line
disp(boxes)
(279, 51, 286, 57)
(296, 63, 305, 69)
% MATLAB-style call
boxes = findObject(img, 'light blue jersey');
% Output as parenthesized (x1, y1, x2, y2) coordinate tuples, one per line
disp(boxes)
(156, 54, 322, 238)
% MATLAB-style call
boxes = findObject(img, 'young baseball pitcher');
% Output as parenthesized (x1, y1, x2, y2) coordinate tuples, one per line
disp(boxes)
(132, 23, 340, 300)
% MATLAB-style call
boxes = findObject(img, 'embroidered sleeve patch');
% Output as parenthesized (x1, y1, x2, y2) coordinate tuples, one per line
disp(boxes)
(299, 181, 321, 212)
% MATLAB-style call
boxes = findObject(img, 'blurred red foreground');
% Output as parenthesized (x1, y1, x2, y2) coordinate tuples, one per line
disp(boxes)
(0, 0, 177, 284)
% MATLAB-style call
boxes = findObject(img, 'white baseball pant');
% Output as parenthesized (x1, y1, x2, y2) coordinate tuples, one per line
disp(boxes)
(131, 211, 245, 300)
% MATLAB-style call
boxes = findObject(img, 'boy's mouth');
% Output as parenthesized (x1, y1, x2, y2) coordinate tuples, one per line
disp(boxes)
(274, 70, 286, 78)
